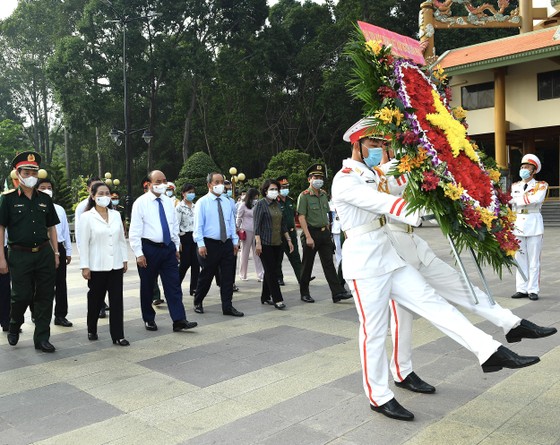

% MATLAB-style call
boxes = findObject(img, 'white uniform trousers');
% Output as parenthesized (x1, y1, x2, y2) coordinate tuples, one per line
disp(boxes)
(389, 257, 521, 382)
(351, 265, 501, 407)
(515, 235, 543, 294)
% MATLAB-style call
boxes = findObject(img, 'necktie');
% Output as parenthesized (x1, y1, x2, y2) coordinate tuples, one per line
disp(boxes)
(523, 183, 528, 191)
(157, 198, 171, 245)
(216, 198, 227, 242)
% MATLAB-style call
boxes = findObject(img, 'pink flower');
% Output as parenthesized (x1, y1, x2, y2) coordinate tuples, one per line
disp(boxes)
(421, 171, 439, 191)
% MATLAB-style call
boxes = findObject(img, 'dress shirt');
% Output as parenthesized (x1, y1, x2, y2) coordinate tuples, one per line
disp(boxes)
(236, 202, 256, 232)
(176, 200, 195, 234)
(193, 192, 239, 247)
(78, 208, 128, 271)
(54, 203, 72, 256)
(74, 198, 88, 251)
(129, 192, 180, 257)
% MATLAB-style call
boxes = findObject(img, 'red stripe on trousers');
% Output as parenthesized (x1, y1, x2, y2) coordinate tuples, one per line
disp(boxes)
(390, 300, 404, 381)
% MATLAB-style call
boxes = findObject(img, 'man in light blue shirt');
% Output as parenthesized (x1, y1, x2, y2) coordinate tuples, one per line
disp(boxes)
(193, 172, 243, 317)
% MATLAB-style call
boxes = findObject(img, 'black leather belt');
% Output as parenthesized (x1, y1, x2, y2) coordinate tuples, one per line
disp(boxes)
(308, 226, 328, 232)
(141, 238, 169, 248)
(9, 240, 50, 253)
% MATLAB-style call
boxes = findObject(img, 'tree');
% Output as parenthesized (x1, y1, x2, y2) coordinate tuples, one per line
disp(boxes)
(0, 119, 30, 188)
(174, 151, 220, 197)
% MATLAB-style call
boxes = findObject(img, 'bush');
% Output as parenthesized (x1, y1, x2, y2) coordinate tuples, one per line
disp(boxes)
(175, 151, 220, 197)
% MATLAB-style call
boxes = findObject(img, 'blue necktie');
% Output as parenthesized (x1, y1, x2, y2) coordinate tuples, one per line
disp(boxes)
(157, 198, 171, 245)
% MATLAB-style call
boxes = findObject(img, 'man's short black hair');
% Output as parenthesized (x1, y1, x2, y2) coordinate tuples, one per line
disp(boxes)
(35, 178, 54, 189)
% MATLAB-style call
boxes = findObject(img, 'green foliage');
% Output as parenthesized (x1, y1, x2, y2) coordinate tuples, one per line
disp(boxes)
(43, 162, 74, 215)
(0, 119, 31, 188)
(175, 151, 220, 197)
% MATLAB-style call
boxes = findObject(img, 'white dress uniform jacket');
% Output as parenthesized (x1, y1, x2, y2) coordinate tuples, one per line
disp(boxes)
(510, 178, 547, 237)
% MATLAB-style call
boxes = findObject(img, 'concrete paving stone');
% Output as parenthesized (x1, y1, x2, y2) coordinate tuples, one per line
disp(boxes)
(255, 422, 333, 445)
(404, 419, 489, 445)
(324, 371, 366, 396)
(478, 431, 542, 445)
(205, 367, 292, 399)
(326, 307, 358, 322)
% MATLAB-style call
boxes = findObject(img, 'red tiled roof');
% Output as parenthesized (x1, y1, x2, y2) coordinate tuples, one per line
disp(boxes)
(439, 26, 560, 69)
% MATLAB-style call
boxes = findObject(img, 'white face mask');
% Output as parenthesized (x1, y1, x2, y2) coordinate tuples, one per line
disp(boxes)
(111, 199, 119, 206)
(18, 174, 38, 188)
(267, 190, 279, 200)
(213, 184, 225, 195)
(96, 196, 111, 208)
(40, 189, 53, 198)
(152, 183, 168, 195)
(311, 179, 324, 189)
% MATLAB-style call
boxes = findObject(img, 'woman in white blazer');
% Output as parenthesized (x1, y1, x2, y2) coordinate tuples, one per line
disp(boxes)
(78, 182, 129, 346)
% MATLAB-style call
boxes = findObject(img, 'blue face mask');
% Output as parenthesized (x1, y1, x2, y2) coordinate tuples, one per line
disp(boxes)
(280, 189, 289, 197)
(186, 192, 195, 202)
(363, 146, 383, 168)
(519, 168, 531, 180)
(226, 190, 233, 198)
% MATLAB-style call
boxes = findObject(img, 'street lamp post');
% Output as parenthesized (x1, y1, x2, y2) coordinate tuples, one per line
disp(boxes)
(228, 167, 246, 199)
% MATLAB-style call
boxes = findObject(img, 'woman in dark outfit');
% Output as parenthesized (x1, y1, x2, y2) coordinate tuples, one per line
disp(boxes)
(253, 179, 294, 309)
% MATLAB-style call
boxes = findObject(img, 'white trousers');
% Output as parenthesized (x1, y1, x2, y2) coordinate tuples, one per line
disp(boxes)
(238, 230, 264, 280)
(350, 265, 501, 407)
(389, 257, 520, 382)
(515, 235, 543, 294)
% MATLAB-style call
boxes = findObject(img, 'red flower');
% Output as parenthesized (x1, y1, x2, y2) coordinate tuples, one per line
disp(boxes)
(399, 130, 418, 145)
(496, 188, 512, 205)
(421, 171, 439, 191)
(463, 205, 482, 229)
(377, 85, 398, 99)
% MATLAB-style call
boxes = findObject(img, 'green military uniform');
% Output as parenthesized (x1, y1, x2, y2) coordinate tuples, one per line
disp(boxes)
(0, 152, 59, 349)
(276, 193, 302, 282)
(297, 164, 346, 301)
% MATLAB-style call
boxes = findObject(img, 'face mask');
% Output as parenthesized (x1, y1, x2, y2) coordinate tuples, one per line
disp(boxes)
(213, 184, 225, 195)
(41, 189, 53, 198)
(252, 199, 258, 206)
(111, 199, 119, 206)
(96, 196, 111, 208)
(519, 168, 531, 180)
(267, 190, 279, 200)
(18, 174, 38, 188)
(280, 189, 289, 197)
(311, 179, 324, 189)
(166, 190, 174, 197)
(226, 190, 233, 198)
(363, 146, 383, 168)
(186, 193, 195, 202)
(152, 183, 168, 195)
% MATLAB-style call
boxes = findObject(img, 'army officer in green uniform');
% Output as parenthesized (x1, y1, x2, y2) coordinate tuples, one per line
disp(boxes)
(296, 164, 351, 304)
(0, 152, 60, 352)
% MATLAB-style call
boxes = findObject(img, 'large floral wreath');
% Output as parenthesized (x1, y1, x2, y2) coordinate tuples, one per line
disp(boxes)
(346, 31, 518, 274)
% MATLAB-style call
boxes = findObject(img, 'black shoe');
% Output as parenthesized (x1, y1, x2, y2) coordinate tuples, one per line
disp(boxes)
(35, 341, 56, 353)
(113, 338, 130, 346)
(511, 292, 528, 299)
(332, 292, 352, 303)
(54, 317, 73, 327)
(189, 290, 195, 296)
(481, 346, 540, 373)
(301, 295, 315, 303)
(223, 307, 244, 317)
(99, 308, 107, 318)
(3, 326, 22, 333)
(528, 293, 539, 301)
(194, 304, 204, 314)
(153, 299, 165, 306)
(310, 276, 316, 282)
(7, 332, 19, 346)
(145, 321, 158, 331)
(506, 319, 557, 343)
(278, 279, 285, 286)
(232, 285, 239, 292)
(395, 372, 436, 394)
(173, 320, 198, 331)
(274, 302, 286, 310)
(88, 333, 98, 341)
(370, 398, 414, 421)
(261, 297, 274, 305)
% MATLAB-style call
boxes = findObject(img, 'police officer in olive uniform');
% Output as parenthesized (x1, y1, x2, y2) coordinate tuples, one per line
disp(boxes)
(297, 164, 352, 303)
(0, 152, 60, 352)
(275, 176, 303, 285)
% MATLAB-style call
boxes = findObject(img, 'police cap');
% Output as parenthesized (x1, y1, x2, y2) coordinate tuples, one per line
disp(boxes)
(12, 151, 41, 170)
(306, 163, 326, 178)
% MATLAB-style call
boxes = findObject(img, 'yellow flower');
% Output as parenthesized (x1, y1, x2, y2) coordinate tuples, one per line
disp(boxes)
(433, 64, 448, 82)
(505, 249, 516, 257)
(488, 169, 501, 183)
(365, 40, 383, 56)
(392, 109, 404, 126)
(443, 183, 464, 201)
(426, 90, 479, 163)
(478, 208, 496, 230)
(506, 208, 517, 224)
(375, 107, 394, 125)
(451, 106, 467, 120)
(397, 155, 413, 173)
(410, 147, 427, 168)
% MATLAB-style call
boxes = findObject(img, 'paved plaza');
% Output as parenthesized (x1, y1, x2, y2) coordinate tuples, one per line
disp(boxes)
(1, 225, 559, 445)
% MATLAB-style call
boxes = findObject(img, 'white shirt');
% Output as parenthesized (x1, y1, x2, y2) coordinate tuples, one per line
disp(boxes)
(78, 208, 128, 271)
(510, 178, 548, 236)
(176, 200, 195, 234)
(129, 191, 180, 257)
(74, 198, 89, 251)
(54, 203, 72, 256)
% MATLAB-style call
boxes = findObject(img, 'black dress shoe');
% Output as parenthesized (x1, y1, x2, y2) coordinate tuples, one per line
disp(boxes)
(99, 308, 107, 318)
(395, 371, 436, 394)
(332, 292, 353, 303)
(511, 292, 529, 299)
(310, 276, 316, 282)
(54, 317, 73, 327)
(506, 319, 557, 343)
(274, 302, 286, 310)
(173, 320, 198, 331)
(223, 307, 244, 317)
(301, 295, 315, 303)
(261, 297, 274, 305)
(7, 332, 19, 346)
(88, 332, 98, 341)
(145, 321, 158, 331)
(153, 299, 165, 306)
(481, 345, 540, 373)
(194, 304, 204, 314)
(113, 338, 130, 346)
(35, 341, 56, 353)
(232, 285, 239, 292)
(528, 293, 539, 301)
(370, 398, 414, 421)
(278, 279, 285, 286)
